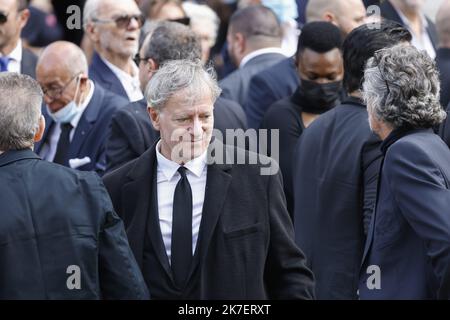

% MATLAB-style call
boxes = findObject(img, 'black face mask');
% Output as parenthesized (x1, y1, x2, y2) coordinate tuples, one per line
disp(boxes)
(292, 79, 342, 114)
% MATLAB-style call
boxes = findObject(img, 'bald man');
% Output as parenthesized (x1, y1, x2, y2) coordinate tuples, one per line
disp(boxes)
(436, 0, 450, 109)
(306, 0, 367, 37)
(84, 0, 144, 102)
(34, 41, 128, 175)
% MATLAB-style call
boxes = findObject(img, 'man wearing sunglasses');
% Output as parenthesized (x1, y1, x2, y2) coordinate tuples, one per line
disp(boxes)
(34, 41, 128, 175)
(84, 0, 144, 103)
(0, 0, 37, 78)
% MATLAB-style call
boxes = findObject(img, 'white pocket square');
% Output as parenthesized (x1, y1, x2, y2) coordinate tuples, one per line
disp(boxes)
(69, 157, 91, 169)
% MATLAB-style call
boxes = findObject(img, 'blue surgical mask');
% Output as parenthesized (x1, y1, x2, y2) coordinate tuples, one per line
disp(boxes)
(47, 76, 81, 124)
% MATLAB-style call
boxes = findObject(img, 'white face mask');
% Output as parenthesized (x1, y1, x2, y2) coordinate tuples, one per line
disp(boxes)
(47, 76, 81, 124)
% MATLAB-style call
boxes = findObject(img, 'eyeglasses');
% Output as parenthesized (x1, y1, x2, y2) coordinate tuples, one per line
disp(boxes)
(92, 14, 145, 29)
(0, 6, 27, 24)
(0, 11, 8, 24)
(134, 53, 150, 65)
(42, 74, 80, 100)
(168, 17, 190, 26)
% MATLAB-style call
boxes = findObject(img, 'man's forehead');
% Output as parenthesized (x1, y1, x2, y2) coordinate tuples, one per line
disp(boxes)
(0, 0, 17, 12)
(98, 0, 140, 16)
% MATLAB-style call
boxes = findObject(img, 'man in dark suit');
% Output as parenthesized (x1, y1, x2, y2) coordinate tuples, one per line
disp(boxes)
(34, 41, 128, 175)
(245, 0, 367, 129)
(379, 0, 438, 58)
(436, 1, 450, 109)
(83, 0, 144, 102)
(0, 72, 149, 299)
(360, 44, 450, 299)
(103, 59, 315, 300)
(292, 21, 412, 299)
(0, 0, 37, 78)
(219, 5, 286, 106)
(106, 21, 247, 171)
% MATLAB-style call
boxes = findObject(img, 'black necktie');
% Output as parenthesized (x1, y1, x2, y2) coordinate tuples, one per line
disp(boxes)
(171, 166, 193, 288)
(53, 123, 73, 165)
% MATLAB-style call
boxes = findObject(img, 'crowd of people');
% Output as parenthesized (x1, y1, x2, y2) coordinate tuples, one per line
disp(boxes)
(1, 0, 450, 300)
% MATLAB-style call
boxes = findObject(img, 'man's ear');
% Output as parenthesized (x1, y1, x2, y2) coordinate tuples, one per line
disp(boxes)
(235, 32, 246, 55)
(85, 23, 100, 43)
(19, 8, 30, 29)
(147, 58, 158, 75)
(323, 11, 338, 25)
(147, 106, 160, 131)
(34, 115, 45, 143)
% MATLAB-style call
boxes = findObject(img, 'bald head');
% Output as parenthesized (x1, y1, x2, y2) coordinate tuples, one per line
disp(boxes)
(436, 0, 450, 48)
(306, 0, 366, 36)
(37, 41, 88, 76)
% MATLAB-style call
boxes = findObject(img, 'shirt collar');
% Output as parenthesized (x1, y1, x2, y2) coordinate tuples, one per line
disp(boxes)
(1, 39, 22, 62)
(156, 140, 208, 180)
(100, 55, 139, 80)
(239, 47, 286, 69)
(70, 80, 95, 129)
(396, 9, 428, 32)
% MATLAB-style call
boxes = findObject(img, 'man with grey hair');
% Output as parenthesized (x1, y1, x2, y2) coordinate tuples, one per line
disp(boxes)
(0, 72, 149, 299)
(360, 44, 450, 299)
(105, 21, 247, 171)
(219, 5, 285, 106)
(103, 59, 315, 300)
(84, 0, 144, 102)
(34, 41, 128, 174)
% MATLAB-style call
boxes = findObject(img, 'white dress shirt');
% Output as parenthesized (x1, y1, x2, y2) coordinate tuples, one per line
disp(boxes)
(239, 47, 287, 69)
(0, 39, 22, 73)
(155, 141, 208, 264)
(41, 81, 95, 162)
(396, 10, 436, 59)
(101, 56, 144, 102)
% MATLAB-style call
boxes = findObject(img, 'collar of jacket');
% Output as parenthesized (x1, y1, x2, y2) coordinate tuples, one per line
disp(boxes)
(380, 127, 433, 155)
(0, 148, 40, 167)
(342, 95, 365, 108)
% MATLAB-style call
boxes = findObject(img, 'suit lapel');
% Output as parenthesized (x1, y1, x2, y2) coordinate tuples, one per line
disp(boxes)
(185, 143, 233, 285)
(68, 86, 103, 160)
(121, 143, 173, 280)
(90, 52, 128, 98)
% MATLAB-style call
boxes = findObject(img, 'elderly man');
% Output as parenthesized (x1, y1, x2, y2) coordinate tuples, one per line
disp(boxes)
(360, 44, 450, 300)
(0, 72, 149, 299)
(245, 0, 367, 129)
(292, 21, 412, 300)
(105, 21, 247, 172)
(34, 41, 128, 174)
(84, 0, 144, 102)
(0, 0, 37, 77)
(219, 5, 285, 106)
(102, 60, 315, 300)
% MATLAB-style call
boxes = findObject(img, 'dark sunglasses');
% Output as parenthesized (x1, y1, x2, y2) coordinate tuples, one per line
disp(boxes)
(168, 17, 190, 26)
(92, 14, 145, 29)
(134, 53, 150, 65)
(0, 11, 9, 24)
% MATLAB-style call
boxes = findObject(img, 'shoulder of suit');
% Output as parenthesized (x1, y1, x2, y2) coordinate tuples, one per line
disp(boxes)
(222, 144, 279, 176)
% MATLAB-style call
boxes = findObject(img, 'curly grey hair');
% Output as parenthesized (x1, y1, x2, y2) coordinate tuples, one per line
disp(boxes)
(363, 44, 446, 129)
(0, 73, 43, 151)
(145, 59, 221, 111)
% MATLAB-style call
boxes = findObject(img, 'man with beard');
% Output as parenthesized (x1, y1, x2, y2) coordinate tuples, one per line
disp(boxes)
(83, 0, 144, 102)
(260, 21, 344, 216)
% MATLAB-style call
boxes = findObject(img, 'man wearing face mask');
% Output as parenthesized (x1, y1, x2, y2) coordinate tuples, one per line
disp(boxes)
(260, 21, 344, 217)
(34, 41, 128, 174)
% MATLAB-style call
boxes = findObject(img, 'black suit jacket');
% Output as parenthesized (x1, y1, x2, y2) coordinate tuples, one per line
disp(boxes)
(380, 1, 439, 50)
(293, 97, 382, 299)
(35, 84, 128, 175)
(219, 52, 286, 106)
(105, 97, 247, 171)
(102, 141, 315, 299)
(21, 47, 38, 79)
(437, 48, 450, 108)
(0, 149, 149, 299)
(360, 129, 450, 299)
(89, 52, 129, 100)
(245, 57, 300, 129)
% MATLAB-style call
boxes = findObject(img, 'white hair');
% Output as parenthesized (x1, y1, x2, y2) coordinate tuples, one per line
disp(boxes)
(83, 0, 102, 30)
(182, 2, 220, 47)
